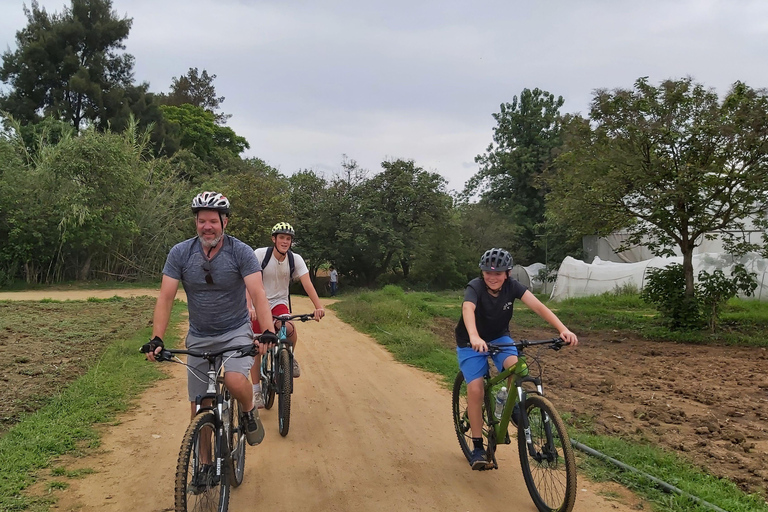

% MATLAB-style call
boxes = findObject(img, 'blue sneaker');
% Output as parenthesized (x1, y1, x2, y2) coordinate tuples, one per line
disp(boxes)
(469, 447, 488, 470)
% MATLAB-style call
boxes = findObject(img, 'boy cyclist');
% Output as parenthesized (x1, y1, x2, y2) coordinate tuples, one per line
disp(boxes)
(248, 222, 325, 407)
(455, 248, 578, 470)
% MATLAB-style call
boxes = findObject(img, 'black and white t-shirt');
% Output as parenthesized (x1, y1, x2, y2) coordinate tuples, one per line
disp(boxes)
(454, 276, 528, 348)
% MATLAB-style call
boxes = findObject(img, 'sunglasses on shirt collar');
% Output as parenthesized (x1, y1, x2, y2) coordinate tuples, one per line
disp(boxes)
(202, 262, 214, 285)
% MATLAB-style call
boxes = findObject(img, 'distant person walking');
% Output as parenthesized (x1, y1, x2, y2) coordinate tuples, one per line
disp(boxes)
(329, 266, 338, 297)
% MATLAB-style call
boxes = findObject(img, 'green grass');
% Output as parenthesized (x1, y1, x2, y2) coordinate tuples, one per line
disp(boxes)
(330, 285, 768, 512)
(0, 298, 185, 511)
(0, 280, 160, 292)
(573, 434, 768, 512)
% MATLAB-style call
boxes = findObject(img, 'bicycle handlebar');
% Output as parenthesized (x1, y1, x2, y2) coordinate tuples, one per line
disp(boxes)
(273, 312, 315, 323)
(488, 337, 566, 354)
(140, 332, 277, 362)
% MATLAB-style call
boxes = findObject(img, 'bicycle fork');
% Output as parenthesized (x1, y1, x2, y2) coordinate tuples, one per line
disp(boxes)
(518, 384, 558, 463)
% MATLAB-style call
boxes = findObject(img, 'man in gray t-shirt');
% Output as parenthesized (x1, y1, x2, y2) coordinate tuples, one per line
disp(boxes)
(144, 191, 275, 449)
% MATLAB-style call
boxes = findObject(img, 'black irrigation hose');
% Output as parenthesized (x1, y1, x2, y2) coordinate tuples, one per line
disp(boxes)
(570, 439, 731, 512)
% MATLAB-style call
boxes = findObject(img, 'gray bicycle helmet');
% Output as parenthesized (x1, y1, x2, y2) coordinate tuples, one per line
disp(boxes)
(479, 248, 513, 271)
(191, 191, 230, 215)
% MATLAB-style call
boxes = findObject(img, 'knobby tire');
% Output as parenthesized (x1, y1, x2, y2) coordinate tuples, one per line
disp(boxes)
(452, 371, 496, 466)
(261, 350, 276, 410)
(175, 412, 230, 512)
(225, 390, 246, 488)
(517, 394, 577, 512)
(277, 348, 292, 437)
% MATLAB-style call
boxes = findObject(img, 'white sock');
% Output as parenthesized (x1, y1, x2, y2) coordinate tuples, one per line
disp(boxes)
(253, 383, 260, 393)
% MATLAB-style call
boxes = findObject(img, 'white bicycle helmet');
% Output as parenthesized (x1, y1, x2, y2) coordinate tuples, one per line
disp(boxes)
(191, 191, 230, 215)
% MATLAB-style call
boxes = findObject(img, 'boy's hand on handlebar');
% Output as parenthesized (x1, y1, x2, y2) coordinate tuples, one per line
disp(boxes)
(469, 334, 488, 353)
(559, 330, 578, 347)
(313, 307, 325, 321)
(140, 336, 164, 362)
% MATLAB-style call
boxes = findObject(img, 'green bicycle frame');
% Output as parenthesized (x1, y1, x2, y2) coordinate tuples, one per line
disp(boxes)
(485, 356, 542, 445)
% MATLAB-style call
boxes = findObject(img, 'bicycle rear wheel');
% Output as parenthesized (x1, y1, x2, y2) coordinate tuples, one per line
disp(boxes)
(452, 372, 495, 466)
(517, 394, 576, 512)
(175, 412, 230, 512)
(224, 390, 246, 487)
(261, 350, 276, 410)
(277, 348, 292, 437)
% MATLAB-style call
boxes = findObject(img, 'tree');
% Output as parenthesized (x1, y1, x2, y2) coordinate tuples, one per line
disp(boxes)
(467, 88, 564, 263)
(547, 77, 768, 298)
(329, 158, 452, 286)
(288, 170, 331, 280)
(164, 67, 230, 124)
(0, 0, 134, 131)
(160, 104, 248, 162)
(220, 158, 291, 248)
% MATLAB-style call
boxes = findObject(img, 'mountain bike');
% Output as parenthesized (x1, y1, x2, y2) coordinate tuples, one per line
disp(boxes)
(144, 333, 272, 512)
(259, 312, 314, 437)
(452, 337, 577, 512)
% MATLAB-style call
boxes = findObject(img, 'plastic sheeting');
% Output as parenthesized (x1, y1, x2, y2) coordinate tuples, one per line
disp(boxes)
(511, 263, 553, 294)
(550, 253, 768, 301)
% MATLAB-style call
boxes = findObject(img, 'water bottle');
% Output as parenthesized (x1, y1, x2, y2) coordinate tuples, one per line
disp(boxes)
(494, 386, 508, 420)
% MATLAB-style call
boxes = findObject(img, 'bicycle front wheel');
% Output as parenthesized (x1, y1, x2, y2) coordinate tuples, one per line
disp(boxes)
(261, 350, 276, 409)
(277, 348, 292, 437)
(175, 412, 230, 512)
(225, 392, 246, 487)
(517, 394, 576, 512)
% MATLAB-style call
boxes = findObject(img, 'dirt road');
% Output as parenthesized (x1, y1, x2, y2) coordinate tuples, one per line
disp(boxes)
(3, 291, 637, 512)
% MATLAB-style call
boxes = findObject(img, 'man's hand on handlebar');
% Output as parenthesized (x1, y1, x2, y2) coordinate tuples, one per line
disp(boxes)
(255, 330, 278, 355)
(140, 336, 164, 362)
(313, 307, 325, 321)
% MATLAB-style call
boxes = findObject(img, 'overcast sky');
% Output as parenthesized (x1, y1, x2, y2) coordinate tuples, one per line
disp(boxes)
(2, 0, 767, 191)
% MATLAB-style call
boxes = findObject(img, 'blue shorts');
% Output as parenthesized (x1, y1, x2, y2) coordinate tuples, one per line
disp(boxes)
(456, 336, 518, 383)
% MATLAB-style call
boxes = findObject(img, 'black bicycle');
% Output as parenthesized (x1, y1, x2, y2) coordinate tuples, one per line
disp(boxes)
(143, 333, 272, 512)
(452, 337, 577, 512)
(259, 313, 314, 437)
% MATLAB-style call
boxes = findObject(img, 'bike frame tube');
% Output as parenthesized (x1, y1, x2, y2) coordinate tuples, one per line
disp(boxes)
(275, 320, 294, 394)
(484, 356, 544, 445)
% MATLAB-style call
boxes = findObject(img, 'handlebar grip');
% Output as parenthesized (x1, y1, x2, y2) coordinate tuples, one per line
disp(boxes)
(156, 349, 173, 361)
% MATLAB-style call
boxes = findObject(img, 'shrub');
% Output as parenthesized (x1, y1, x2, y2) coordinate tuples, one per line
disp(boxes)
(641, 264, 700, 330)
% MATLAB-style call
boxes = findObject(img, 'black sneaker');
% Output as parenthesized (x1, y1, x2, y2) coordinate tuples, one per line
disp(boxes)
(469, 447, 488, 470)
(243, 408, 265, 446)
(188, 464, 218, 494)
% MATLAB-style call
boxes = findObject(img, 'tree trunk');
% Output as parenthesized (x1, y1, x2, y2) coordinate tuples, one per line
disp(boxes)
(79, 255, 92, 281)
(682, 245, 695, 298)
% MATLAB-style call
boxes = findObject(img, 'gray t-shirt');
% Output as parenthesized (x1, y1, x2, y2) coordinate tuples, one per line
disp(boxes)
(162, 235, 261, 337)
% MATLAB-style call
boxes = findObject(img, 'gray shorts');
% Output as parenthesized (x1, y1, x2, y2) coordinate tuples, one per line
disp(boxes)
(185, 322, 254, 402)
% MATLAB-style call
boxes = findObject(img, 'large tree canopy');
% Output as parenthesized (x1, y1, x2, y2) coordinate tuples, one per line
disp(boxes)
(467, 88, 564, 263)
(163, 67, 230, 125)
(547, 77, 768, 297)
(160, 104, 249, 161)
(0, 0, 134, 131)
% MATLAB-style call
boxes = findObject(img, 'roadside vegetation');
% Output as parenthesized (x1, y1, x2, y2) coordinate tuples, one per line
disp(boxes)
(331, 285, 768, 512)
(0, 297, 186, 511)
